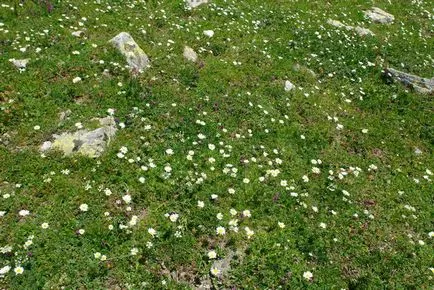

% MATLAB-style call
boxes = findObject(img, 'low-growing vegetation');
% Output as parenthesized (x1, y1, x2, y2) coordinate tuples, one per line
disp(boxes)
(0, 0, 433, 288)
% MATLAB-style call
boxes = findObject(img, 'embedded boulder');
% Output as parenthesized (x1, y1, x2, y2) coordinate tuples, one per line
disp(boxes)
(293, 64, 316, 78)
(40, 117, 117, 158)
(284, 80, 295, 91)
(183, 46, 198, 62)
(364, 7, 394, 24)
(9, 59, 29, 70)
(71, 30, 84, 37)
(109, 32, 149, 73)
(327, 19, 375, 36)
(385, 68, 434, 95)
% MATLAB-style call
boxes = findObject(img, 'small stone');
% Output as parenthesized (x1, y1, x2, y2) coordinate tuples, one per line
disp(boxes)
(284, 80, 295, 91)
(183, 46, 198, 62)
(211, 250, 234, 278)
(58, 110, 72, 121)
(72, 77, 82, 83)
(40, 141, 52, 152)
(186, 0, 208, 8)
(364, 7, 394, 24)
(71, 30, 84, 37)
(109, 32, 149, 73)
(203, 30, 214, 37)
(293, 64, 316, 78)
(0, 133, 11, 146)
(9, 59, 29, 69)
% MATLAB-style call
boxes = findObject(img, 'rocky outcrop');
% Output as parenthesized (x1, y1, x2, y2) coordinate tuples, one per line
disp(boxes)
(385, 68, 434, 94)
(41, 117, 117, 158)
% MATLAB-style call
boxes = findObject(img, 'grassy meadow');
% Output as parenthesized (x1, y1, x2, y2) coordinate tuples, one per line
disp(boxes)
(0, 0, 433, 288)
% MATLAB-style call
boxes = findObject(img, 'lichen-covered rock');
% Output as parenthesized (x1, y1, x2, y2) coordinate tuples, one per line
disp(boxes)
(186, 0, 208, 8)
(109, 32, 149, 73)
(183, 46, 198, 62)
(41, 117, 117, 158)
(327, 19, 375, 36)
(385, 68, 434, 94)
(364, 7, 394, 24)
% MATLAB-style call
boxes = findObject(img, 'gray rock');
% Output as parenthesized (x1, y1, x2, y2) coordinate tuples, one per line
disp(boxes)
(71, 30, 84, 37)
(194, 276, 212, 290)
(293, 64, 316, 78)
(327, 19, 345, 28)
(194, 249, 243, 289)
(285, 80, 295, 91)
(211, 251, 234, 278)
(109, 32, 149, 73)
(58, 110, 72, 121)
(9, 58, 29, 69)
(364, 7, 394, 24)
(0, 133, 11, 146)
(186, 0, 208, 8)
(183, 46, 198, 62)
(385, 68, 434, 94)
(327, 19, 375, 36)
(40, 141, 52, 151)
(41, 116, 117, 158)
(354, 26, 375, 37)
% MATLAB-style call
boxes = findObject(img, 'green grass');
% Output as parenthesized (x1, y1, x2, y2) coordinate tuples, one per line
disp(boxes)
(0, 0, 433, 288)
